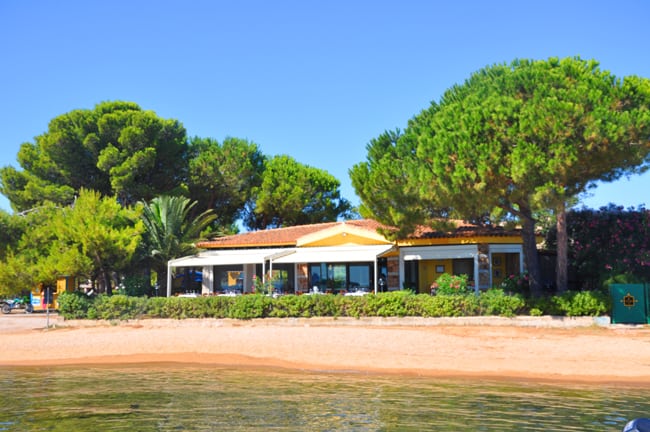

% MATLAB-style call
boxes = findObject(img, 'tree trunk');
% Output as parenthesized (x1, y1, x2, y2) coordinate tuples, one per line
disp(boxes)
(555, 201, 568, 293)
(158, 268, 168, 296)
(520, 209, 542, 297)
(103, 271, 113, 295)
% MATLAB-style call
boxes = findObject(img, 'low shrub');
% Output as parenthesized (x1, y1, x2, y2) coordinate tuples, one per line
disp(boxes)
(500, 272, 530, 297)
(364, 291, 412, 317)
(269, 294, 317, 318)
(524, 290, 610, 317)
(429, 294, 480, 317)
(551, 290, 610, 317)
(57, 292, 95, 319)
(93, 294, 148, 320)
(526, 296, 562, 316)
(432, 273, 469, 295)
(478, 289, 526, 317)
(228, 294, 272, 319)
(144, 297, 171, 318)
(339, 295, 365, 318)
(57, 288, 612, 320)
(310, 294, 341, 317)
(202, 296, 234, 318)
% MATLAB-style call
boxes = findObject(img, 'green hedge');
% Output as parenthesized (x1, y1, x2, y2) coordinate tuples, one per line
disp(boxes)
(527, 289, 610, 317)
(57, 289, 608, 321)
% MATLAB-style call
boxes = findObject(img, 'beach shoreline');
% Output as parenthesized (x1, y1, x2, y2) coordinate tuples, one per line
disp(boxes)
(2, 314, 649, 385)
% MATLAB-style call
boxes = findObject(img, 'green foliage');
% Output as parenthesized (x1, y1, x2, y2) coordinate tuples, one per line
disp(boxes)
(57, 292, 96, 319)
(525, 290, 610, 317)
(245, 155, 352, 230)
(201, 296, 235, 318)
(0, 101, 188, 211)
(363, 290, 411, 316)
(550, 290, 610, 317)
(0, 204, 63, 294)
(425, 294, 480, 317)
(117, 275, 151, 297)
(145, 297, 191, 319)
(58, 288, 611, 320)
(500, 272, 530, 296)
(228, 294, 273, 319)
(352, 57, 650, 297)
(0, 251, 38, 297)
(268, 294, 316, 318)
(251, 274, 277, 295)
(187, 137, 265, 230)
(350, 130, 431, 237)
(51, 189, 144, 293)
(310, 294, 342, 317)
(478, 289, 526, 317)
(140, 195, 216, 293)
(143, 296, 172, 318)
(0, 192, 144, 297)
(432, 273, 469, 295)
(526, 296, 562, 316)
(0, 211, 25, 260)
(604, 273, 645, 285)
(547, 205, 650, 289)
(92, 294, 149, 320)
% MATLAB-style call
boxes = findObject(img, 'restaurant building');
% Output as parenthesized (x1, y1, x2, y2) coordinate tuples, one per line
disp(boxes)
(166, 219, 525, 296)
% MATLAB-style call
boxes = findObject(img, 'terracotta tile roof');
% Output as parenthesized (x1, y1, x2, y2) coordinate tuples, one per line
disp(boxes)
(197, 219, 387, 249)
(407, 223, 522, 239)
(197, 218, 520, 250)
(407, 225, 521, 240)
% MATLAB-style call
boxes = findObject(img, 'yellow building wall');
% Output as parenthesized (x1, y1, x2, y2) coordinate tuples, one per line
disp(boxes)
(31, 276, 76, 310)
(304, 233, 389, 247)
(418, 259, 453, 293)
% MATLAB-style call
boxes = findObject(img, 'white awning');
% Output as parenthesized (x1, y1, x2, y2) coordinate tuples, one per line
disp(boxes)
(168, 248, 291, 268)
(166, 245, 393, 296)
(273, 245, 393, 264)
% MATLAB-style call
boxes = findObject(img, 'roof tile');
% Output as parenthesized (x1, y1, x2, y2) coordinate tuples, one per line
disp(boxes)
(196, 219, 520, 249)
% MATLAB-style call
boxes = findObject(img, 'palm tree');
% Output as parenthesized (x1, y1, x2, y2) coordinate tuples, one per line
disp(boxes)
(141, 196, 216, 294)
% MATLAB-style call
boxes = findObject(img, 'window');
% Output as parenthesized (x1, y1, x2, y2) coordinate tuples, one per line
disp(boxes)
(214, 266, 244, 293)
(403, 261, 419, 291)
(453, 259, 474, 279)
(309, 263, 327, 291)
(309, 262, 373, 292)
(328, 264, 346, 289)
(269, 266, 293, 293)
(254, 263, 295, 293)
(349, 264, 371, 290)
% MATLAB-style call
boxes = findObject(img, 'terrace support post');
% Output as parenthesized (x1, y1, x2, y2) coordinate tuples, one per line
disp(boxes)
(167, 262, 172, 297)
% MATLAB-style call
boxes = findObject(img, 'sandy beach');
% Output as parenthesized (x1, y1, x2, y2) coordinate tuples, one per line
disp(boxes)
(1, 313, 650, 385)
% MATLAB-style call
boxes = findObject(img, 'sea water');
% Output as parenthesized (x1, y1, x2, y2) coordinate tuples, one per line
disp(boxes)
(0, 365, 648, 431)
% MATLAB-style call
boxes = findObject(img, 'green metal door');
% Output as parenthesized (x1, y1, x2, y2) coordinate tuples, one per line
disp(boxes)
(610, 284, 648, 324)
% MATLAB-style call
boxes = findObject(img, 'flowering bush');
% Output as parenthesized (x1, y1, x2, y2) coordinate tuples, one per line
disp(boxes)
(432, 273, 469, 295)
(546, 205, 650, 289)
(501, 272, 529, 295)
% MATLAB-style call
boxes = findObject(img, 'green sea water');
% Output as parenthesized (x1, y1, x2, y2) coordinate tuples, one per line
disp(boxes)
(0, 365, 648, 431)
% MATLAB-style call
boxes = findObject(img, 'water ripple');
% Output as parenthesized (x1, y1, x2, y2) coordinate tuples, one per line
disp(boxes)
(0, 366, 648, 431)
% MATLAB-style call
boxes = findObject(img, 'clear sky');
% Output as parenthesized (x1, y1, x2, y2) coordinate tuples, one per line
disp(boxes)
(1, 0, 649, 214)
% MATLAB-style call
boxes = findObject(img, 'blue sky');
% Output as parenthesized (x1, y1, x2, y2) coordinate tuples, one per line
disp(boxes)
(1, 0, 649, 214)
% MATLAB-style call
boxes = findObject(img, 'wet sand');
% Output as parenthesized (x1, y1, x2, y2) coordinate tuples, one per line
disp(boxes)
(1, 314, 649, 384)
